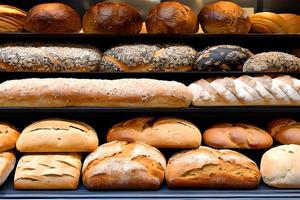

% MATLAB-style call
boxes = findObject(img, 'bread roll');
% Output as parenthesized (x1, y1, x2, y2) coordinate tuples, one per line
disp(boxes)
(203, 123, 273, 149)
(243, 52, 300, 72)
(261, 144, 300, 188)
(198, 1, 250, 34)
(16, 119, 98, 152)
(14, 153, 82, 189)
(0, 78, 192, 108)
(0, 5, 26, 32)
(0, 123, 20, 152)
(107, 117, 201, 148)
(83, 2, 142, 34)
(250, 12, 288, 33)
(100, 44, 196, 72)
(267, 118, 300, 144)
(195, 45, 253, 71)
(24, 3, 81, 33)
(166, 146, 260, 188)
(146, 1, 199, 34)
(82, 141, 166, 189)
(0, 43, 102, 72)
(279, 14, 300, 34)
(0, 152, 16, 186)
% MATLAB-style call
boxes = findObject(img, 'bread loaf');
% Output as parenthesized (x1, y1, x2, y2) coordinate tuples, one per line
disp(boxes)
(0, 78, 192, 108)
(107, 117, 201, 148)
(14, 153, 82, 189)
(0, 152, 15, 186)
(0, 123, 20, 152)
(82, 141, 166, 189)
(250, 12, 288, 33)
(260, 144, 300, 188)
(279, 14, 300, 34)
(166, 146, 260, 188)
(267, 118, 300, 144)
(0, 5, 26, 32)
(203, 123, 273, 149)
(0, 43, 102, 72)
(189, 75, 300, 106)
(17, 119, 98, 152)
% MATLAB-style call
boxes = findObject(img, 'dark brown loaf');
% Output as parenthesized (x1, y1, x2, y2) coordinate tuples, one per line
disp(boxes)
(166, 146, 261, 188)
(146, 1, 199, 34)
(0, 5, 27, 32)
(24, 3, 81, 33)
(83, 2, 142, 34)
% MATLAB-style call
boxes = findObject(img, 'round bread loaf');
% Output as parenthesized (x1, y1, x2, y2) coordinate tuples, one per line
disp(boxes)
(250, 12, 288, 33)
(203, 123, 273, 149)
(107, 117, 201, 148)
(82, 141, 166, 189)
(260, 144, 300, 188)
(24, 3, 81, 33)
(279, 14, 300, 34)
(0, 123, 20, 152)
(166, 146, 261, 188)
(243, 52, 300, 72)
(83, 2, 142, 34)
(146, 1, 199, 34)
(195, 45, 253, 71)
(0, 5, 27, 32)
(198, 1, 250, 34)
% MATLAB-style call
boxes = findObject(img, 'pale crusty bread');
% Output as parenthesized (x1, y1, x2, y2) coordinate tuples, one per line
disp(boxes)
(0, 78, 192, 108)
(82, 141, 166, 190)
(261, 144, 300, 188)
(107, 117, 201, 148)
(0, 123, 20, 152)
(14, 153, 82, 190)
(0, 152, 16, 186)
(166, 146, 261, 188)
(16, 119, 98, 152)
(203, 123, 273, 149)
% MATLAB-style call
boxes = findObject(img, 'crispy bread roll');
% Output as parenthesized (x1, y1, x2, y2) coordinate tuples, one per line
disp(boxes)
(0, 152, 16, 186)
(0, 123, 20, 152)
(250, 12, 288, 33)
(0, 5, 26, 32)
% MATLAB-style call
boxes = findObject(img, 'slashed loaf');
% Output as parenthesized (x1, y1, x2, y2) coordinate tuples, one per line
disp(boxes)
(107, 117, 201, 148)
(0, 78, 192, 108)
(0, 123, 20, 152)
(14, 153, 82, 189)
(166, 146, 261, 188)
(16, 119, 98, 152)
(260, 144, 300, 188)
(0, 152, 16, 186)
(82, 141, 166, 189)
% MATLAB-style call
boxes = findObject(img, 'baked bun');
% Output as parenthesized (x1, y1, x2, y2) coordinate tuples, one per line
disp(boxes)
(166, 146, 260, 188)
(0, 152, 16, 186)
(146, 1, 199, 34)
(243, 52, 300, 72)
(82, 141, 166, 190)
(0, 5, 26, 32)
(203, 123, 273, 149)
(107, 117, 201, 148)
(198, 1, 250, 34)
(16, 119, 98, 152)
(279, 14, 300, 33)
(24, 3, 81, 33)
(250, 12, 288, 33)
(195, 45, 253, 71)
(261, 144, 300, 188)
(83, 2, 142, 34)
(100, 44, 196, 72)
(267, 118, 300, 144)
(0, 123, 20, 152)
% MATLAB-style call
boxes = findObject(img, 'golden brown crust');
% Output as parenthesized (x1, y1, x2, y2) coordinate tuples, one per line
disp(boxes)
(250, 12, 288, 33)
(0, 122, 20, 152)
(0, 5, 27, 32)
(0, 151, 16, 186)
(279, 14, 300, 34)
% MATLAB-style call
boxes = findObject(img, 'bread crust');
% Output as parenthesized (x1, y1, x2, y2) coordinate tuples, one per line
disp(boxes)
(279, 14, 300, 34)
(0, 5, 27, 32)
(0, 152, 16, 186)
(250, 12, 288, 33)
(0, 122, 20, 152)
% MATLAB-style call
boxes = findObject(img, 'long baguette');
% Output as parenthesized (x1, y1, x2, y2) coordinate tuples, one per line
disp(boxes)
(0, 78, 192, 108)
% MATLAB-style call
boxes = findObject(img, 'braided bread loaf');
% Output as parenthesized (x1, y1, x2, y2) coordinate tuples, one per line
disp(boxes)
(189, 75, 300, 106)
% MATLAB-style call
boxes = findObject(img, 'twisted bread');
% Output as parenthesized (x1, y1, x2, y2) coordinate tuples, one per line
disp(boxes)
(189, 75, 300, 106)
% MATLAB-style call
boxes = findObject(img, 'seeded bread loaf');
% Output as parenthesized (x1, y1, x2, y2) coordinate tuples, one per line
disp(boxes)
(82, 141, 166, 189)
(0, 123, 20, 152)
(0, 78, 192, 108)
(16, 119, 98, 152)
(0, 5, 27, 32)
(0, 152, 16, 186)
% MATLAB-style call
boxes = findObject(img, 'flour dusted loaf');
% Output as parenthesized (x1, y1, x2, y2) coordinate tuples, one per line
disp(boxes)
(107, 117, 201, 148)
(16, 119, 98, 152)
(189, 75, 300, 106)
(0, 5, 26, 32)
(82, 141, 166, 189)
(260, 144, 300, 188)
(0, 152, 16, 186)
(0, 123, 20, 152)
(203, 123, 272, 149)
(0, 43, 102, 72)
(166, 146, 260, 188)
(0, 78, 192, 108)
(267, 119, 300, 144)
(14, 153, 82, 189)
